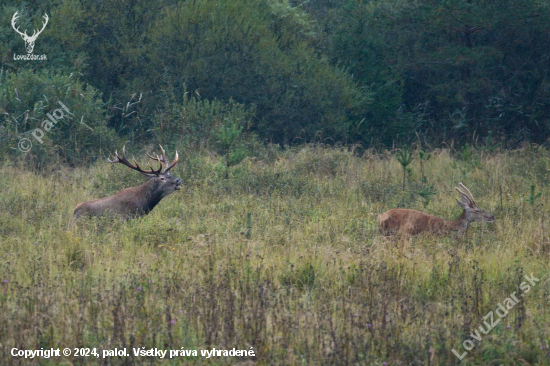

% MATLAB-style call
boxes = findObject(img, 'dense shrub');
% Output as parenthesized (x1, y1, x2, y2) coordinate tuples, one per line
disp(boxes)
(0, 69, 119, 168)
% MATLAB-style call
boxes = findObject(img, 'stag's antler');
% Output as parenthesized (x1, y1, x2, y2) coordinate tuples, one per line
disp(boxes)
(148, 145, 179, 173)
(456, 182, 476, 204)
(109, 146, 163, 176)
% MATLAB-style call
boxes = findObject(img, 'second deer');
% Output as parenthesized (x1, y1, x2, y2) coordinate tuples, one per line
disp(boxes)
(378, 183, 494, 236)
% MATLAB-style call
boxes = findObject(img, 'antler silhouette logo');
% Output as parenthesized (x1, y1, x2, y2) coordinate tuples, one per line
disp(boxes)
(11, 12, 49, 54)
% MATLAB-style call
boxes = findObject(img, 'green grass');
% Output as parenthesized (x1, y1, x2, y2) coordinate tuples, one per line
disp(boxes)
(1, 145, 550, 365)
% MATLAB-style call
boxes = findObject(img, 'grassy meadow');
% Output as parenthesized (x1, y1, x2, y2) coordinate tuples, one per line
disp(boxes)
(1, 145, 550, 365)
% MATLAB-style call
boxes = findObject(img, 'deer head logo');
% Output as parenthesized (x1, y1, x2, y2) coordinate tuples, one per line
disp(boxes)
(11, 12, 49, 54)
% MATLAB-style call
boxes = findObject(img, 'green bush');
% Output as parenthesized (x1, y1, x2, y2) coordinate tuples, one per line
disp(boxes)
(146, 0, 368, 144)
(150, 92, 255, 148)
(0, 69, 119, 168)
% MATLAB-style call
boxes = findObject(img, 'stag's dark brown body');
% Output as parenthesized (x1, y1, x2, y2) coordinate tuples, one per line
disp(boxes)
(73, 146, 181, 220)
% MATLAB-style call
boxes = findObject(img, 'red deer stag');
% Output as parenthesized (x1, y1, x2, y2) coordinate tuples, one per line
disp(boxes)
(73, 146, 181, 220)
(378, 183, 494, 236)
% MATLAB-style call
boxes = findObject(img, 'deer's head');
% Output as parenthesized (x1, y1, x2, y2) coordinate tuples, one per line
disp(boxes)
(11, 12, 49, 54)
(455, 182, 495, 226)
(109, 145, 182, 199)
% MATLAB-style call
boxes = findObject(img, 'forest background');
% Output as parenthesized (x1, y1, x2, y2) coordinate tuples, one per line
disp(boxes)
(2, 0, 550, 166)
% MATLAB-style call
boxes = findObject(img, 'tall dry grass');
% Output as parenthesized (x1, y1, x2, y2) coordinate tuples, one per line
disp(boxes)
(0, 145, 549, 365)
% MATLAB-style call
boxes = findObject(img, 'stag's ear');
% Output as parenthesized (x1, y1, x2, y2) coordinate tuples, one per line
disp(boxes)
(456, 195, 473, 210)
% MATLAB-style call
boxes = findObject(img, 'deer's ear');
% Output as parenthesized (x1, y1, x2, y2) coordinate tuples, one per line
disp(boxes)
(457, 193, 474, 208)
(456, 198, 469, 209)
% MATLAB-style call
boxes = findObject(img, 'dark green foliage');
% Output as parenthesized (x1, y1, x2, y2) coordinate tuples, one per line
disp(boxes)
(0, 69, 119, 167)
(526, 184, 542, 207)
(245, 212, 252, 239)
(418, 150, 431, 183)
(301, 0, 550, 146)
(2, 0, 550, 161)
(416, 184, 436, 208)
(457, 143, 481, 175)
(213, 119, 247, 178)
(484, 130, 502, 153)
(144, 0, 368, 144)
(1, 0, 369, 152)
(151, 91, 255, 148)
(396, 144, 414, 191)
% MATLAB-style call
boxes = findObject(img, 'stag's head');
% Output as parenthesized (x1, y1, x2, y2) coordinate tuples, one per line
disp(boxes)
(455, 182, 495, 224)
(109, 145, 182, 198)
(11, 12, 49, 54)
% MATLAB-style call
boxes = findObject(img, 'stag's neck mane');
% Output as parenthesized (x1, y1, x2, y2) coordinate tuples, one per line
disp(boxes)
(136, 179, 164, 215)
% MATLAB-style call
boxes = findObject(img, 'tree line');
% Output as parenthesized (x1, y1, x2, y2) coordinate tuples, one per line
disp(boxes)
(1, 0, 550, 166)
